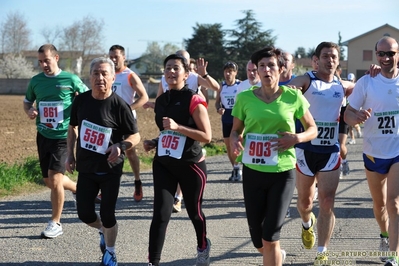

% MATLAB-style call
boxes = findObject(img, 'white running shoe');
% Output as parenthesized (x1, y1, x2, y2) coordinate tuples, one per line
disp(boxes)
(281, 249, 286, 263)
(197, 238, 211, 266)
(41, 220, 63, 238)
(380, 235, 389, 262)
(342, 161, 350, 176)
(233, 168, 242, 181)
(313, 186, 318, 201)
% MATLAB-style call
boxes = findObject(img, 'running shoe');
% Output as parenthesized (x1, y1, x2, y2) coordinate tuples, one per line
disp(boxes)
(100, 249, 118, 266)
(348, 139, 356, 145)
(172, 198, 182, 213)
(95, 193, 102, 204)
(385, 257, 398, 266)
(314, 251, 328, 265)
(133, 180, 143, 202)
(233, 168, 242, 181)
(41, 220, 63, 239)
(313, 186, 319, 201)
(228, 170, 235, 181)
(302, 212, 316, 249)
(380, 235, 389, 262)
(72, 192, 77, 208)
(342, 161, 350, 176)
(281, 249, 286, 263)
(196, 238, 211, 266)
(99, 232, 106, 254)
(286, 208, 291, 218)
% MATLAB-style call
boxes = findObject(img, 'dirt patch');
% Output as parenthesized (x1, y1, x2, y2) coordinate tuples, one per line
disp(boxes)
(0, 95, 224, 165)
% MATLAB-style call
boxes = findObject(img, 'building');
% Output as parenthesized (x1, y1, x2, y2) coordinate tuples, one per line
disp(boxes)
(342, 24, 399, 80)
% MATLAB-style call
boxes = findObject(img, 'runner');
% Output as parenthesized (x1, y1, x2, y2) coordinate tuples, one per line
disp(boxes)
(108, 44, 149, 202)
(65, 57, 140, 266)
(23, 44, 88, 239)
(215, 61, 242, 181)
(143, 53, 212, 266)
(345, 36, 399, 266)
(288, 41, 354, 264)
(231, 46, 317, 266)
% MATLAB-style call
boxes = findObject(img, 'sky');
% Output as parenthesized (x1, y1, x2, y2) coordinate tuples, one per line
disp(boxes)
(2, 0, 398, 60)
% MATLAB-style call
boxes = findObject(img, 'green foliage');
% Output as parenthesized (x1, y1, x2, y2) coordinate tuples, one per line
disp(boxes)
(138, 42, 180, 75)
(184, 23, 226, 81)
(0, 143, 226, 197)
(225, 10, 276, 80)
(295, 47, 307, 59)
(0, 157, 42, 191)
(203, 142, 227, 156)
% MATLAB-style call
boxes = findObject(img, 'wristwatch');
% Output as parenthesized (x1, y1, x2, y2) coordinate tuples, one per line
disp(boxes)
(119, 142, 127, 151)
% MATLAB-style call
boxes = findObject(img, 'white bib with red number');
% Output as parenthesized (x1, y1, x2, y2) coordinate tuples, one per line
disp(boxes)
(157, 130, 186, 159)
(39, 101, 64, 128)
(242, 133, 278, 165)
(311, 121, 338, 146)
(80, 120, 112, 154)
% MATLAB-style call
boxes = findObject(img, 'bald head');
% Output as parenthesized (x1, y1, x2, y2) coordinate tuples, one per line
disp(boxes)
(375, 36, 399, 78)
(375, 36, 399, 51)
(176, 50, 190, 63)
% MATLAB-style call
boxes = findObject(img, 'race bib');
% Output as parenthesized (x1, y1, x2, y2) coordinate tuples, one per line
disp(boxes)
(242, 133, 278, 165)
(157, 130, 186, 159)
(112, 82, 122, 93)
(372, 110, 399, 136)
(312, 121, 338, 146)
(80, 120, 112, 154)
(222, 95, 235, 109)
(39, 101, 64, 128)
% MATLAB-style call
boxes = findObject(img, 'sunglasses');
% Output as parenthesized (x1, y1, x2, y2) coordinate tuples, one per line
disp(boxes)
(376, 51, 397, 57)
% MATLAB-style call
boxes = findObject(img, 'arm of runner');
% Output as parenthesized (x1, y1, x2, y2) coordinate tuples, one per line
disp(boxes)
(230, 117, 245, 155)
(196, 58, 220, 91)
(344, 105, 372, 126)
(214, 86, 225, 115)
(23, 101, 38, 120)
(129, 72, 149, 110)
(65, 125, 78, 174)
(287, 75, 310, 92)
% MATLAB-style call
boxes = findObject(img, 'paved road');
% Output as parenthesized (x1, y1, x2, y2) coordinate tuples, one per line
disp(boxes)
(0, 137, 387, 265)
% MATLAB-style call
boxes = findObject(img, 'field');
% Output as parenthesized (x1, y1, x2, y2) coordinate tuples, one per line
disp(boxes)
(0, 95, 224, 165)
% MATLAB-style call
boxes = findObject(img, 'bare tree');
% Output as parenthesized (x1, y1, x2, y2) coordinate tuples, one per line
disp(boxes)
(0, 53, 36, 78)
(0, 11, 31, 54)
(59, 16, 105, 76)
(41, 26, 62, 45)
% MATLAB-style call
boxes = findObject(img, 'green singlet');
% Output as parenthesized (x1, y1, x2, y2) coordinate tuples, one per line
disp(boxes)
(25, 70, 88, 139)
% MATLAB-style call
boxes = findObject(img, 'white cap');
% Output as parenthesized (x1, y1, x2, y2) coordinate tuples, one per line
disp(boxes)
(348, 73, 355, 81)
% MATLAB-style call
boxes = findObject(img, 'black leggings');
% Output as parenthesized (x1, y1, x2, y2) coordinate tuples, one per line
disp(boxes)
(148, 159, 208, 265)
(242, 166, 295, 247)
(76, 172, 121, 228)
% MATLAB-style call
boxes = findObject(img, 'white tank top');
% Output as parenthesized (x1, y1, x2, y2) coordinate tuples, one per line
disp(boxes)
(113, 67, 137, 118)
(162, 72, 199, 93)
(304, 71, 344, 123)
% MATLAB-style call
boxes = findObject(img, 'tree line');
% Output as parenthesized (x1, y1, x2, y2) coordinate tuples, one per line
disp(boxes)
(0, 10, 344, 80)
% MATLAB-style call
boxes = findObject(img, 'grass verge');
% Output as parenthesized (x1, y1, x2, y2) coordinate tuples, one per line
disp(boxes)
(0, 142, 227, 198)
